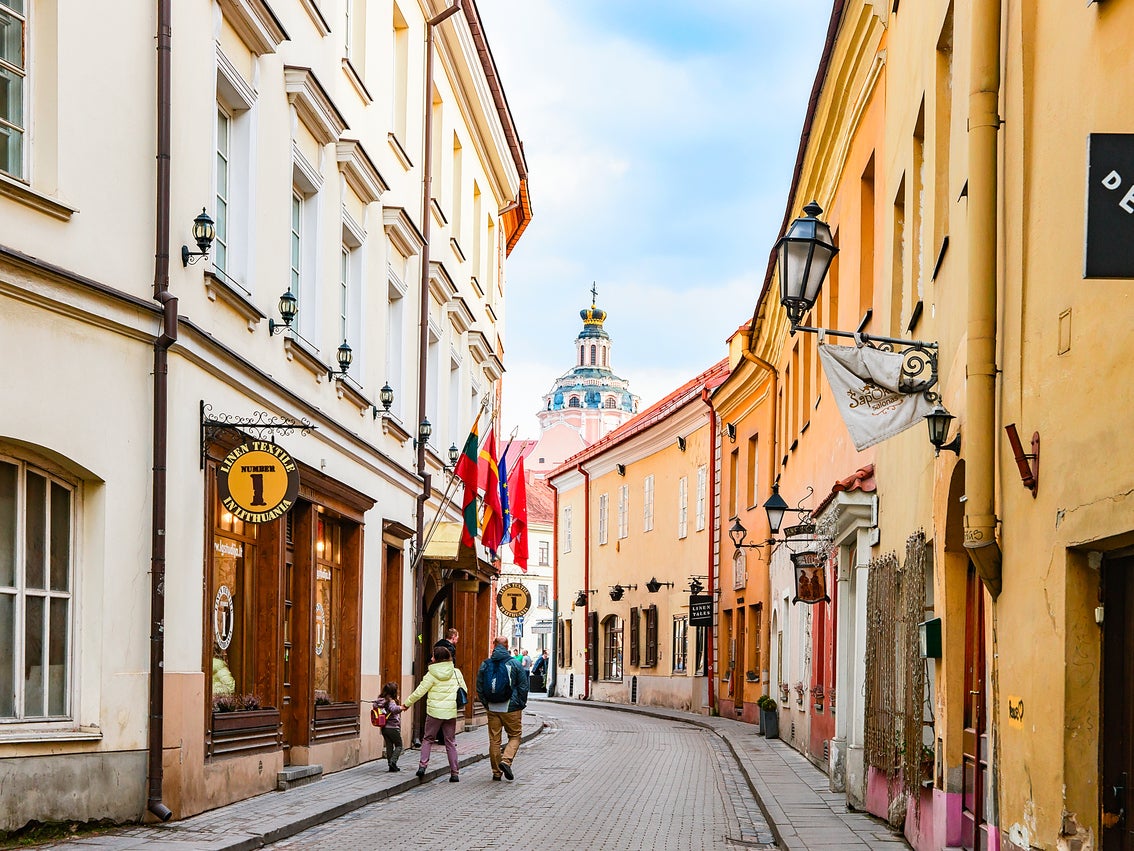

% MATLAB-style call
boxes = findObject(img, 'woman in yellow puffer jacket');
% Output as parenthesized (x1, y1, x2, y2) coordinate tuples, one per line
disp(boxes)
(403, 646, 467, 782)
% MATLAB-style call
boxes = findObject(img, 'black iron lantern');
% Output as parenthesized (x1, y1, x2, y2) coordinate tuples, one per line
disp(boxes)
(336, 340, 353, 374)
(729, 518, 748, 548)
(415, 418, 432, 449)
(270, 289, 299, 335)
(181, 208, 216, 266)
(645, 577, 673, 593)
(379, 382, 394, 411)
(448, 443, 460, 467)
(775, 201, 838, 327)
(688, 577, 704, 595)
(574, 590, 588, 607)
(925, 405, 960, 456)
(763, 483, 790, 535)
(609, 584, 625, 601)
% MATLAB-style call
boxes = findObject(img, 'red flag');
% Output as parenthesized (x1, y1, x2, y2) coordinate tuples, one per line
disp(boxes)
(479, 428, 504, 554)
(508, 456, 529, 572)
(454, 420, 480, 547)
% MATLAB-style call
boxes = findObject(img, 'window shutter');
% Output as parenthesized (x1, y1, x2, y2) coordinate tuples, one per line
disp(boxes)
(557, 620, 565, 667)
(587, 611, 599, 680)
(629, 606, 640, 667)
(645, 605, 658, 667)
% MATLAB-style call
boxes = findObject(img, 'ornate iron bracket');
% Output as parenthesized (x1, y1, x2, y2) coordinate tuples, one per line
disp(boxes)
(200, 401, 315, 469)
(792, 324, 940, 401)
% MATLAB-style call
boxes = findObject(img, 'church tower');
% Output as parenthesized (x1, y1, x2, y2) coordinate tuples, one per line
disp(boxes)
(529, 290, 639, 470)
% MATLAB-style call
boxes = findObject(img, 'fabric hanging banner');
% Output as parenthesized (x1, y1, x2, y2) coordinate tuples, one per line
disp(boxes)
(818, 342, 934, 451)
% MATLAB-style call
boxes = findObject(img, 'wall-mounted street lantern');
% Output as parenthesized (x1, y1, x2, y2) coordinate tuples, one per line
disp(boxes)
(645, 577, 674, 593)
(676, 436, 687, 452)
(447, 443, 460, 468)
(763, 481, 812, 535)
(609, 584, 637, 601)
(729, 518, 767, 551)
(181, 208, 216, 266)
(925, 405, 961, 456)
(413, 418, 432, 450)
(327, 340, 353, 381)
(688, 577, 705, 595)
(268, 289, 299, 335)
(574, 589, 596, 607)
(372, 382, 395, 419)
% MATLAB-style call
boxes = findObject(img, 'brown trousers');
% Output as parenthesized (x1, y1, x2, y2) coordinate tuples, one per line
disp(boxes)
(486, 709, 523, 774)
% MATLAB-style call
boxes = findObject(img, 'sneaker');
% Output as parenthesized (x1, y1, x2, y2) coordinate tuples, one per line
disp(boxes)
(416, 766, 426, 778)
(449, 774, 459, 782)
(500, 763, 514, 781)
(492, 775, 502, 781)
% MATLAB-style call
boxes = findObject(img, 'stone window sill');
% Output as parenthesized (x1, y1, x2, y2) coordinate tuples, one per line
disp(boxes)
(0, 725, 102, 744)
(0, 173, 77, 221)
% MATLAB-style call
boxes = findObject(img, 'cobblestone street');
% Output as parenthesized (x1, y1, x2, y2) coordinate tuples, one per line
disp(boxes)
(269, 699, 775, 851)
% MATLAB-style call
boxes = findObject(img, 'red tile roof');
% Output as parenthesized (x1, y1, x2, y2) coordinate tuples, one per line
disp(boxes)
(813, 464, 876, 516)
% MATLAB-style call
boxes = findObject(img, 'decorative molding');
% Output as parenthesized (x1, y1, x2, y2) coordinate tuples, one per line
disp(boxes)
(204, 270, 266, 330)
(284, 66, 348, 145)
(0, 173, 76, 221)
(449, 237, 466, 263)
(283, 334, 327, 382)
(470, 275, 483, 296)
(341, 57, 373, 104)
(430, 197, 448, 227)
(484, 353, 504, 382)
(382, 207, 425, 258)
(428, 260, 457, 305)
(387, 265, 408, 298)
(297, 0, 331, 35)
(381, 415, 411, 446)
(335, 376, 371, 415)
(446, 297, 474, 334)
(387, 132, 414, 171)
(217, 0, 288, 55)
(291, 143, 323, 194)
(336, 139, 388, 205)
(468, 330, 490, 364)
(217, 49, 258, 111)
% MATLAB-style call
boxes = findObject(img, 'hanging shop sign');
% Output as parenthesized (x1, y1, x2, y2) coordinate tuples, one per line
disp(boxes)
(1085, 133, 1134, 278)
(791, 550, 830, 605)
(689, 594, 714, 627)
(217, 441, 301, 523)
(497, 582, 532, 618)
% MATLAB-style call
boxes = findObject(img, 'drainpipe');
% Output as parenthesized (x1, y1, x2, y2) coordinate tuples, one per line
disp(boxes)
(412, 0, 462, 743)
(700, 388, 717, 713)
(549, 486, 559, 697)
(146, 0, 174, 823)
(964, 0, 1003, 597)
(578, 464, 590, 699)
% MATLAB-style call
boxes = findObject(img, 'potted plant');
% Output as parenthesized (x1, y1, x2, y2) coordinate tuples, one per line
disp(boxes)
(793, 681, 806, 707)
(208, 693, 281, 758)
(757, 694, 779, 738)
(812, 683, 825, 712)
(779, 682, 790, 703)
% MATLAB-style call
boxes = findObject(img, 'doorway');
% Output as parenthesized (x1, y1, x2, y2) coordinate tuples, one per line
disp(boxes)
(961, 561, 988, 851)
(1102, 555, 1134, 850)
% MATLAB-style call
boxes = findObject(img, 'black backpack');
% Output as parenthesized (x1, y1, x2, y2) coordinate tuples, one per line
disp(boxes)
(482, 657, 514, 703)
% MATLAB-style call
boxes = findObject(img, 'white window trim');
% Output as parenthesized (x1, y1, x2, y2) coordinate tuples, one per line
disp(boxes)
(696, 465, 707, 532)
(563, 506, 573, 553)
(643, 475, 654, 532)
(597, 493, 608, 546)
(678, 476, 688, 539)
(0, 0, 28, 181)
(617, 485, 628, 540)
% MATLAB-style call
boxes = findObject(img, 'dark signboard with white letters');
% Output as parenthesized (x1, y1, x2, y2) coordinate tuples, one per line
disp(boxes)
(1086, 133, 1134, 278)
(689, 594, 713, 627)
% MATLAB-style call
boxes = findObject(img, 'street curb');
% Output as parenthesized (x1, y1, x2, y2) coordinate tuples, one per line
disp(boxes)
(543, 697, 787, 850)
(195, 718, 548, 851)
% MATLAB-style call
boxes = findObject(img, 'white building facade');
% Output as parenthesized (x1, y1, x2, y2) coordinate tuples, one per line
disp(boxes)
(0, 0, 528, 828)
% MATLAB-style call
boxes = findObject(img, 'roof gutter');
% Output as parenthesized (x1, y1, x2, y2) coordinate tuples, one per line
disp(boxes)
(700, 389, 717, 712)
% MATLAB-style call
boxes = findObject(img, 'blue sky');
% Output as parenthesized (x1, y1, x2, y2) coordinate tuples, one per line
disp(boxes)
(476, 0, 833, 436)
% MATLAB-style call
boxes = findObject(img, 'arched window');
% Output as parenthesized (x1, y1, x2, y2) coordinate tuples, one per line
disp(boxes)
(569, 396, 581, 408)
(579, 347, 584, 366)
(602, 347, 608, 366)
(590, 344, 596, 365)
(604, 397, 616, 409)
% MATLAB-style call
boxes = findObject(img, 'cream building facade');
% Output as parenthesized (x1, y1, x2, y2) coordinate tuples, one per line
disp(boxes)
(0, 0, 528, 829)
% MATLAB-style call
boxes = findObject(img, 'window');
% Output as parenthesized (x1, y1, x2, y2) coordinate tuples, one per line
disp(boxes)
(538, 541, 549, 566)
(746, 436, 758, 508)
(209, 474, 258, 708)
(602, 616, 622, 680)
(563, 506, 572, 553)
(643, 475, 654, 532)
(313, 516, 344, 701)
(569, 396, 581, 409)
(589, 344, 596, 365)
(537, 584, 548, 608)
(678, 476, 688, 539)
(0, 457, 74, 719)
(694, 626, 707, 676)
(292, 151, 322, 341)
(451, 134, 463, 244)
(290, 192, 302, 300)
(390, 4, 409, 143)
(696, 465, 707, 531)
(597, 493, 608, 545)
(604, 397, 616, 409)
(728, 449, 739, 517)
(215, 106, 231, 273)
(556, 620, 566, 666)
(643, 605, 658, 668)
(602, 348, 608, 367)
(617, 485, 629, 539)
(0, 0, 26, 179)
(216, 52, 256, 288)
(387, 251, 408, 418)
(629, 606, 639, 667)
(673, 616, 688, 673)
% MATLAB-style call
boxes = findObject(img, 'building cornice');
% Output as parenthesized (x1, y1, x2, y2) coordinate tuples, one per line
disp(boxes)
(217, 0, 289, 55)
(284, 66, 348, 145)
(336, 139, 388, 204)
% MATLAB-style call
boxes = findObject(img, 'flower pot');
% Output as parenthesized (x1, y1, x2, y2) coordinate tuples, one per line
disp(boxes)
(760, 706, 779, 739)
(208, 707, 281, 758)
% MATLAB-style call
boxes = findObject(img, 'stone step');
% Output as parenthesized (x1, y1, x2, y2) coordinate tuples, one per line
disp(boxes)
(277, 763, 323, 791)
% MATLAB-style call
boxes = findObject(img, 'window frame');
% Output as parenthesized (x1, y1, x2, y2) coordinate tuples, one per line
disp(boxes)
(597, 492, 608, 545)
(629, 606, 640, 667)
(0, 453, 77, 722)
(602, 615, 622, 681)
(678, 476, 688, 539)
(696, 465, 707, 531)
(0, 0, 28, 181)
(618, 485, 628, 539)
(643, 475, 654, 532)
(643, 604, 658, 668)
(672, 615, 688, 673)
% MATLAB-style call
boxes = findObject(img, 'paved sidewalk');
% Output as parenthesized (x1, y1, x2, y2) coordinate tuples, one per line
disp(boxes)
(554, 698, 911, 851)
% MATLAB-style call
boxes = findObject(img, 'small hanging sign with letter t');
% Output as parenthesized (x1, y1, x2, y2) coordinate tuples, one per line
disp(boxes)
(1085, 133, 1134, 278)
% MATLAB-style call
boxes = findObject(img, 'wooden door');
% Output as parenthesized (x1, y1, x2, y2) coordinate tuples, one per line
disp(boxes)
(280, 538, 295, 763)
(1102, 556, 1134, 850)
(961, 562, 987, 851)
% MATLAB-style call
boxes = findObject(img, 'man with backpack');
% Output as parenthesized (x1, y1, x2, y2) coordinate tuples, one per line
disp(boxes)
(476, 635, 528, 781)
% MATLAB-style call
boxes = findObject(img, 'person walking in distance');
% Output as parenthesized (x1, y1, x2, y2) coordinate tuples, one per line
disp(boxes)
(476, 636, 528, 781)
(403, 646, 467, 782)
(431, 629, 459, 744)
(373, 682, 403, 771)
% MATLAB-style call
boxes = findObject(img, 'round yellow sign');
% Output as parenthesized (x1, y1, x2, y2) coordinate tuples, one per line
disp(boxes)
(496, 582, 532, 618)
(217, 441, 300, 523)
